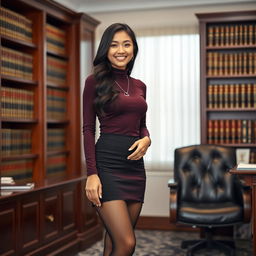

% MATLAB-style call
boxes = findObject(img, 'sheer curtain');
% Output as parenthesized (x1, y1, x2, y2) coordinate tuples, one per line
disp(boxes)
(132, 26, 200, 172)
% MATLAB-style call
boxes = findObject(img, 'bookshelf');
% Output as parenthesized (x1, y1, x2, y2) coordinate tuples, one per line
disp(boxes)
(0, 0, 101, 255)
(196, 11, 256, 163)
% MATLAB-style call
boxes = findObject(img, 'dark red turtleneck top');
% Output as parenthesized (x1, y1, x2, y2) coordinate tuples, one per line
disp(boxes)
(82, 68, 150, 176)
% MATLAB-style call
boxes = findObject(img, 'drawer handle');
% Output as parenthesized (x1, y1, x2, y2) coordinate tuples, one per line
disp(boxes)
(46, 214, 54, 222)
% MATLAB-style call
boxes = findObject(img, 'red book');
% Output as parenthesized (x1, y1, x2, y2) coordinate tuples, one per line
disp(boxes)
(208, 120, 213, 144)
(225, 120, 230, 144)
(214, 120, 219, 144)
(231, 120, 236, 144)
(236, 120, 242, 144)
(219, 120, 225, 143)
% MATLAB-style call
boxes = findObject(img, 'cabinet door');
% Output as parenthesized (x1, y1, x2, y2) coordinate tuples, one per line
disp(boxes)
(42, 191, 60, 241)
(19, 195, 40, 252)
(0, 201, 16, 255)
(62, 185, 76, 232)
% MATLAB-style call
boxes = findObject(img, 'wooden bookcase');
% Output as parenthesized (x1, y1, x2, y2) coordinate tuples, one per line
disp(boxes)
(196, 11, 256, 163)
(0, 0, 102, 255)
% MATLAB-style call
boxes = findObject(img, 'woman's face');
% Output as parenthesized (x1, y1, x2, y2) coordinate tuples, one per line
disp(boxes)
(107, 30, 134, 70)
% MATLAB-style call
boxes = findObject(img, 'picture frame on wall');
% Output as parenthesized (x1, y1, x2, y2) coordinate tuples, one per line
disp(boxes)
(236, 148, 250, 164)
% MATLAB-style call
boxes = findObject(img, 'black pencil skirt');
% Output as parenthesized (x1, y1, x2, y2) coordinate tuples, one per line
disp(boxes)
(95, 133, 146, 203)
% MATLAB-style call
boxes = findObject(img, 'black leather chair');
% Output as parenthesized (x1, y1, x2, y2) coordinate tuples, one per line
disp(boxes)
(169, 145, 251, 256)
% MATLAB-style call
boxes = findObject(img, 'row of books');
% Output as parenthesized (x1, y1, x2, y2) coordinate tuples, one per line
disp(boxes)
(207, 119, 256, 144)
(0, 7, 32, 43)
(207, 23, 256, 47)
(46, 24, 66, 55)
(47, 128, 66, 151)
(1, 47, 33, 80)
(207, 83, 256, 109)
(47, 87, 67, 120)
(207, 51, 256, 76)
(1, 86, 34, 119)
(1, 129, 32, 157)
(1, 159, 33, 183)
(47, 153, 67, 177)
(47, 56, 67, 86)
(1, 154, 68, 183)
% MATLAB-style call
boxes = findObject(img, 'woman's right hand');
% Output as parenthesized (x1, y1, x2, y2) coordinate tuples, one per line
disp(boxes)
(85, 174, 102, 207)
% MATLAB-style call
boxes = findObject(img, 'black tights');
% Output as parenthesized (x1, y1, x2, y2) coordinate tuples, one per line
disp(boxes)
(96, 200, 143, 256)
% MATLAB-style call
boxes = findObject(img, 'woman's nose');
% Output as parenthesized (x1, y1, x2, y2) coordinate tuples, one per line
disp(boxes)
(117, 45, 125, 53)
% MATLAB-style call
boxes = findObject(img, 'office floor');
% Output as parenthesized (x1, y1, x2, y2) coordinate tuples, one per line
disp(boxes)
(77, 230, 252, 256)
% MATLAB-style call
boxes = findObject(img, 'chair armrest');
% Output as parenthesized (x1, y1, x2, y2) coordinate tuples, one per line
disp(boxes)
(168, 178, 178, 223)
(241, 186, 252, 223)
(168, 178, 178, 188)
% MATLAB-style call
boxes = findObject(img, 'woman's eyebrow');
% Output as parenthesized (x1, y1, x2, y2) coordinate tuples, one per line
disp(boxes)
(111, 40, 132, 43)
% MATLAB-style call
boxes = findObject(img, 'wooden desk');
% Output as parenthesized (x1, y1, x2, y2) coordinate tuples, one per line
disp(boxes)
(230, 168, 256, 256)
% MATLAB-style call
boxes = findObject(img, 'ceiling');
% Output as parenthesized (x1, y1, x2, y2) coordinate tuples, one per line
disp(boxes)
(54, 0, 256, 13)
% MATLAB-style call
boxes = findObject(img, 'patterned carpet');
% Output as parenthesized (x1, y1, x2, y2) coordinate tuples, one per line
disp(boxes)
(77, 230, 252, 256)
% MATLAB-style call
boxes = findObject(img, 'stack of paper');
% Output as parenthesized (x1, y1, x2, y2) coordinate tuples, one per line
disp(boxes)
(1, 177, 35, 191)
(237, 163, 256, 170)
(1, 177, 15, 185)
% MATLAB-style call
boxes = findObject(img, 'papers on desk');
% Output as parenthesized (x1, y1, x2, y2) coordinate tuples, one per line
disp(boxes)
(237, 163, 256, 170)
(1, 183, 35, 191)
(1, 177, 15, 185)
(1, 177, 35, 191)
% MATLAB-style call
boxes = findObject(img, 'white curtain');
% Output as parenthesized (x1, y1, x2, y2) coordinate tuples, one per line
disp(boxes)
(132, 26, 200, 172)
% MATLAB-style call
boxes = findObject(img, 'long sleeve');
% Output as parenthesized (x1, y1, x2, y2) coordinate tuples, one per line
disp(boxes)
(82, 75, 98, 176)
(140, 82, 150, 138)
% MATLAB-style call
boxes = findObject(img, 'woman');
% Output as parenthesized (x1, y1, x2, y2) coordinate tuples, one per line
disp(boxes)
(83, 23, 151, 256)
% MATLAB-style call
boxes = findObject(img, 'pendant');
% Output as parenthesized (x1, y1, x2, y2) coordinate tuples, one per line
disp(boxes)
(124, 92, 129, 96)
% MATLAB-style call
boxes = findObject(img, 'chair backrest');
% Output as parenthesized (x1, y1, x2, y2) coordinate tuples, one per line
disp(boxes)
(174, 145, 237, 203)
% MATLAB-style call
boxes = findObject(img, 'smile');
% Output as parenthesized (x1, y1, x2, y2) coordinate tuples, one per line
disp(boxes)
(115, 56, 127, 61)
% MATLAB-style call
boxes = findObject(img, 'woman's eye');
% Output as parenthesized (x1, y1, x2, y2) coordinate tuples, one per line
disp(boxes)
(110, 44, 117, 48)
(124, 43, 131, 47)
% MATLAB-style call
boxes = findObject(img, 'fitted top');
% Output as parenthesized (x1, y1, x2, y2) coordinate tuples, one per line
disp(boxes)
(82, 68, 150, 176)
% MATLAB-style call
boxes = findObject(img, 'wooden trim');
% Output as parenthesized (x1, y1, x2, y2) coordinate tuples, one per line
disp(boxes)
(136, 216, 199, 232)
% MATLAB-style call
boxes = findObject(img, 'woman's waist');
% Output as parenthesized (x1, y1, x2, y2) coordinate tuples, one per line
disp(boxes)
(96, 133, 140, 153)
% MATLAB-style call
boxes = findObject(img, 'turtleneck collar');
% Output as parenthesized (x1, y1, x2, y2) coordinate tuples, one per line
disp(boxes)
(112, 67, 129, 78)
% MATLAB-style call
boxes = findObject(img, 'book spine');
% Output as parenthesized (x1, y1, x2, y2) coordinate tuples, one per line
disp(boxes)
(208, 120, 213, 144)
(225, 120, 230, 144)
(234, 83, 240, 108)
(207, 84, 213, 108)
(219, 84, 223, 108)
(214, 120, 219, 144)
(231, 120, 236, 144)
(224, 84, 229, 108)
(241, 120, 247, 143)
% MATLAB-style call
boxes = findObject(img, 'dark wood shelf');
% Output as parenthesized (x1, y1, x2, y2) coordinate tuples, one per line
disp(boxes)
(47, 81, 69, 90)
(206, 45, 256, 50)
(47, 49, 68, 59)
(47, 119, 69, 124)
(197, 10, 256, 160)
(0, 174, 87, 199)
(206, 108, 256, 112)
(1, 34, 36, 49)
(206, 74, 256, 79)
(1, 75, 38, 85)
(0, 1, 101, 255)
(1, 118, 38, 123)
(216, 143, 256, 148)
(47, 150, 69, 157)
(2, 153, 38, 161)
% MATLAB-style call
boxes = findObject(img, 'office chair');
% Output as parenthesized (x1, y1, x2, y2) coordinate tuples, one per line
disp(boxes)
(169, 145, 251, 256)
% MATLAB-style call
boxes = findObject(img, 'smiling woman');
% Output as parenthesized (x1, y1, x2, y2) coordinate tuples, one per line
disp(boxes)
(107, 31, 134, 70)
(82, 23, 151, 256)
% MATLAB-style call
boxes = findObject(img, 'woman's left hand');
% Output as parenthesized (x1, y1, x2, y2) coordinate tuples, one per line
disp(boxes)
(127, 136, 151, 160)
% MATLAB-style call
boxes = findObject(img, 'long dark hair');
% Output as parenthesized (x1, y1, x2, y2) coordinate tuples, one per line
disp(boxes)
(93, 23, 138, 115)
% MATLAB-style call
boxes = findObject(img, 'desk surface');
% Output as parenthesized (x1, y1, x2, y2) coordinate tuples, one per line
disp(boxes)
(230, 167, 256, 256)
